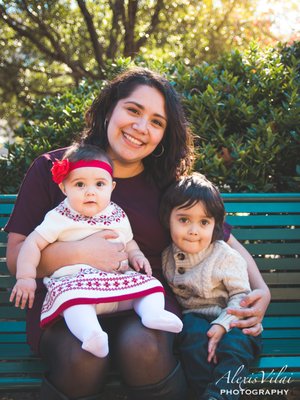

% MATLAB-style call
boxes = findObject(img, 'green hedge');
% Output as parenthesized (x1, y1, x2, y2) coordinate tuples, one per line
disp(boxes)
(1, 44, 300, 193)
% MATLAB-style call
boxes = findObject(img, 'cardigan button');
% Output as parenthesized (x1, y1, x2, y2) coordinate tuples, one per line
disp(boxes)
(178, 267, 185, 274)
(177, 252, 185, 260)
(178, 284, 186, 290)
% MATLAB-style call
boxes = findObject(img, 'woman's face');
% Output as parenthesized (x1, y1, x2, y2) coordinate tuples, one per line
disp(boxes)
(106, 84, 167, 174)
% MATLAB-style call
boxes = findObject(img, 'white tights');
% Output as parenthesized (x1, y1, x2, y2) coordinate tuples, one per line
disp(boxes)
(63, 292, 183, 358)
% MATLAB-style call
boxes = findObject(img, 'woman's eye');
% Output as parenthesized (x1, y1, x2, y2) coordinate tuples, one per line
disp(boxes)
(127, 107, 139, 114)
(152, 119, 163, 127)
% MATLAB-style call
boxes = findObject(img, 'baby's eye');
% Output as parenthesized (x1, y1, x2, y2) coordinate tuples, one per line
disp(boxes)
(97, 181, 105, 187)
(76, 182, 84, 187)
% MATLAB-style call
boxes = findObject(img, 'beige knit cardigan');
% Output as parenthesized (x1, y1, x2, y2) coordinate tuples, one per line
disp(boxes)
(162, 240, 251, 331)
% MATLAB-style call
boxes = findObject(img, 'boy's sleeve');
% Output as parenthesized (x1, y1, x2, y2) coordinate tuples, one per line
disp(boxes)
(212, 251, 251, 331)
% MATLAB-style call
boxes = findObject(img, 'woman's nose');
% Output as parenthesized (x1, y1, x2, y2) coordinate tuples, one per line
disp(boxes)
(132, 117, 148, 133)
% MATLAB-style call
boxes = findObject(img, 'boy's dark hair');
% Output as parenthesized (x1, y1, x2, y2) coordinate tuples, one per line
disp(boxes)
(160, 172, 225, 242)
(63, 143, 113, 169)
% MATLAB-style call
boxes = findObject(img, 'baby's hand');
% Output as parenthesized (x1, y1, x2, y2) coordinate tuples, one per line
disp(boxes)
(130, 252, 152, 276)
(207, 324, 226, 363)
(10, 278, 37, 309)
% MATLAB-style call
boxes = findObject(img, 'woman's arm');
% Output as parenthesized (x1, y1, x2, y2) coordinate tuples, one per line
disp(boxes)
(7, 231, 129, 278)
(226, 234, 271, 336)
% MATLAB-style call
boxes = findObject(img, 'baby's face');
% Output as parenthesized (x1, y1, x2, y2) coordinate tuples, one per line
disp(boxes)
(169, 201, 215, 254)
(60, 166, 115, 217)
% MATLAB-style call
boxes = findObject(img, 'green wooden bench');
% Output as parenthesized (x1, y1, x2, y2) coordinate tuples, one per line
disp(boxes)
(1, 193, 300, 394)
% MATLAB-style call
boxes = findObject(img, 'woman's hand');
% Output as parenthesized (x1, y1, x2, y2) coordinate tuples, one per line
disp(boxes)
(37, 230, 128, 277)
(227, 289, 270, 336)
(73, 230, 129, 272)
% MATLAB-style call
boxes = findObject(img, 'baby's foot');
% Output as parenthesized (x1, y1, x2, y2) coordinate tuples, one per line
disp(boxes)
(82, 331, 109, 358)
(142, 311, 183, 333)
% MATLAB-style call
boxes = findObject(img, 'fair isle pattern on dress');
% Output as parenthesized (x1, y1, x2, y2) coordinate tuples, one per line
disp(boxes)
(40, 266, 164, 328)
(55, 201, 126, 225)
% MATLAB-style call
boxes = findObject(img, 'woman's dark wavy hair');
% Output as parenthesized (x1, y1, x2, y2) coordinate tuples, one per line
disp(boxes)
(160, 172, 225, 243)
(81, 67, 193, 189)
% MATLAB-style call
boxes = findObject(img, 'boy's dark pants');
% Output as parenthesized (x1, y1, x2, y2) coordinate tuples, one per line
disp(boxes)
(179, 313, 262, 400)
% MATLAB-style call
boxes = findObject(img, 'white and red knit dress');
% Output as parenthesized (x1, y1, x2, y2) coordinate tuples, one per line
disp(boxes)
(37, 199, 164, 328)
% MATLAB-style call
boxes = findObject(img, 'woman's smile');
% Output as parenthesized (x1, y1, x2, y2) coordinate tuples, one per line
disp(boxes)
(122, 131, 145, 147)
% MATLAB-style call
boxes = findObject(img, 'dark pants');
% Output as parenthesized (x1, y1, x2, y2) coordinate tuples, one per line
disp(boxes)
(40, 312, 187, 399)
(179, 313, 262, 400)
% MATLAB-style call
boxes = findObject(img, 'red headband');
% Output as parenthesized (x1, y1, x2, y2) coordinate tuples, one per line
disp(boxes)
(51, 159, 113, 184)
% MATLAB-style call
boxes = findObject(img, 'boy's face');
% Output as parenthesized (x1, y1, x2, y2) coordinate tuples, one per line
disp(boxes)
(59, 166, 115, 217)
(169, 201, 215, 254)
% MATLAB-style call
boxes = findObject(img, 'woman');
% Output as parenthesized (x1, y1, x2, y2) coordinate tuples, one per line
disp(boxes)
(5, 67, 270, 400)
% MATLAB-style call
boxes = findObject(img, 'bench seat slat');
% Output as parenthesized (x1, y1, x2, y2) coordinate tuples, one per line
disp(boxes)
(0, 307, 26, 319)
(262, 329, 300, 339)
(0, 378, 42, 390)
(266, 302, 300, 315)
(0, 232, 8, 241)
(253, 356, 300, 369)
(0, 321, 26, 332)
(261, 339, 300, 356)
(0, 361, 45, 374)
(263, 316, 300, 328)
(0, 333, 27, 342)
(0, 343, 39, 358)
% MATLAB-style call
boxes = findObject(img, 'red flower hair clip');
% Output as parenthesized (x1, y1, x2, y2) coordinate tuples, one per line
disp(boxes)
(51, 159, 70, 184)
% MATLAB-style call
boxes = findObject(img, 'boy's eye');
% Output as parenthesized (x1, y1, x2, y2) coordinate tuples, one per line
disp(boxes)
(76, 182, 84, 187)
(201, 219, 209, 226)
(179, 217, 189, 224)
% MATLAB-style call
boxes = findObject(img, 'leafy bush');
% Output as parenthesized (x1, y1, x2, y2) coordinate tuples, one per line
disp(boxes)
(1, 44, 300, 193)
(171, 42, 300, 192)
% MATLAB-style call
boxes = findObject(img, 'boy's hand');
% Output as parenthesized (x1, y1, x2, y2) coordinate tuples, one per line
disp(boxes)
(10, 278, 37, 309)
(130, 252, 152, 276)
(207, 324, 226, 363)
